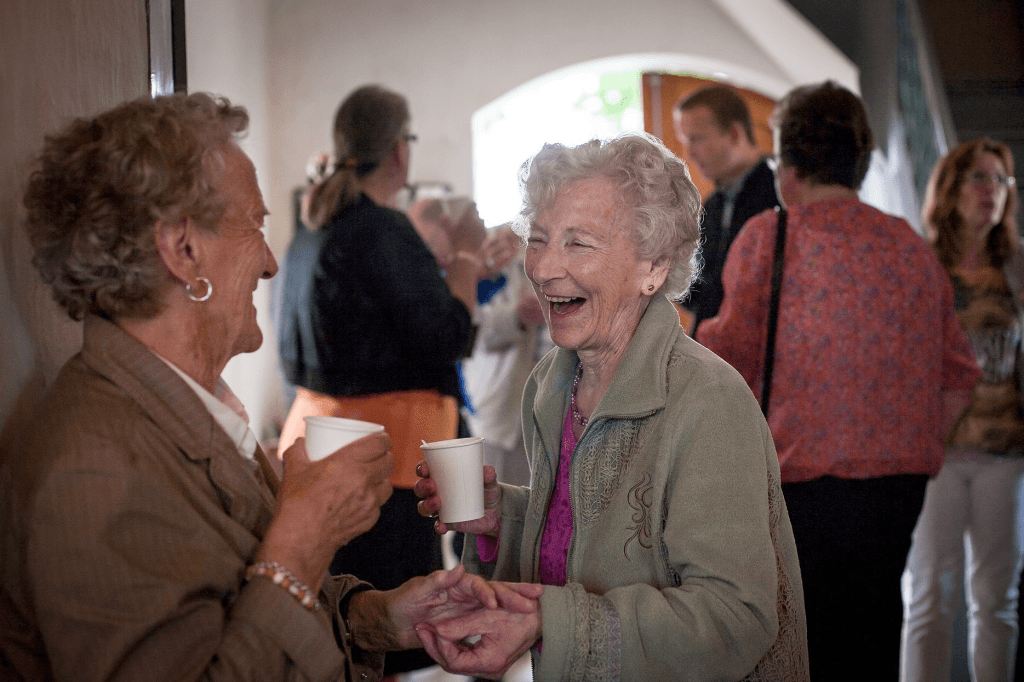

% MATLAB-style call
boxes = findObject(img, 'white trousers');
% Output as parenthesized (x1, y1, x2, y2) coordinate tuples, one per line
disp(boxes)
(901, 452, 1024, 682)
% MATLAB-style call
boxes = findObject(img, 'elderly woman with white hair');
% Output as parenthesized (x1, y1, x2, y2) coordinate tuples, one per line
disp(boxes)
(414, 134, 809, 681)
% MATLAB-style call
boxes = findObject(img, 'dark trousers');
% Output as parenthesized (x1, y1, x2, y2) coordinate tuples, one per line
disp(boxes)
(782, 474, 928, 681)
(330, 487, 441, 674)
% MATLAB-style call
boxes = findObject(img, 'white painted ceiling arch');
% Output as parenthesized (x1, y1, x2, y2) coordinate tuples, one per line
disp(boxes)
(263, 0, 860, 236)
(472, 11, 860, 226)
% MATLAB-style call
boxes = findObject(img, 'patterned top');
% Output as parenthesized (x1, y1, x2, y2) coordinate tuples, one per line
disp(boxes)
(478, 407, 578, 582)
(697, 198, 979, 482)
(948, 266, 1024, 453)
(536, 409, 580, 587)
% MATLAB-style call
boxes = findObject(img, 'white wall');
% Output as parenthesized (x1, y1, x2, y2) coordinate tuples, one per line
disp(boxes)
(0, 0, 148, 453)
(186, 0, 285, 441)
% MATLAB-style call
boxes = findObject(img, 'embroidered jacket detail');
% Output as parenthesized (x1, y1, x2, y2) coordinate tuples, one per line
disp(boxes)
(742, 427, 809, 681)
(576, 419, 642, 526)
(624, 472, 654, 557)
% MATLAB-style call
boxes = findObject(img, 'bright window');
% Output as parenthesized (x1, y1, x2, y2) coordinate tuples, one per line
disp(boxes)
(471, 64, 644, 228)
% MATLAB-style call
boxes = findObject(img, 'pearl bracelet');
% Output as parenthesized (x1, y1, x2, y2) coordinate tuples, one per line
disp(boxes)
(245, 561, 321, 611)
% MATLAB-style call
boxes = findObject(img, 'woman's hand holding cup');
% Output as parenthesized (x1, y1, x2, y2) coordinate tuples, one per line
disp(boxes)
(414, 458, 502, 537)
(258, 432, 394, 591)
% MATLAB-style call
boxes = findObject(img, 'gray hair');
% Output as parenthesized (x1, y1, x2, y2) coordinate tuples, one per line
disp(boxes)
(512, 133, 702, 298)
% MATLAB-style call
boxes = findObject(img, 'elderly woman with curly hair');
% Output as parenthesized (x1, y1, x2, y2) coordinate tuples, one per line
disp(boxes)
(901, 138, 1023, 682)
(414, 133, 809, 681)
(0, 93, 535, 682)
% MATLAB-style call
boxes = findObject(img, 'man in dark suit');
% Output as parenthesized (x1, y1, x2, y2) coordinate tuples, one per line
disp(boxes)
(673, 85, 779, 332)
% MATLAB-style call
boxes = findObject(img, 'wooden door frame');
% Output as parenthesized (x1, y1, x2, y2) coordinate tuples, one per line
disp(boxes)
(643, 74, 777, 198)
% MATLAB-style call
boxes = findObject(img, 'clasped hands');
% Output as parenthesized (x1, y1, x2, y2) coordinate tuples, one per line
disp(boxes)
(358, 564, 540, 680)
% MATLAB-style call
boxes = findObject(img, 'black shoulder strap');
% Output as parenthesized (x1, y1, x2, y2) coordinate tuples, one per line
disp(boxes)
(761, 207, 787, 416)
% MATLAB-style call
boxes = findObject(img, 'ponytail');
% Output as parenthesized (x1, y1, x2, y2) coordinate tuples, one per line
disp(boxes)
(307, 163, 359, 230)
(307, 85, 409, 229)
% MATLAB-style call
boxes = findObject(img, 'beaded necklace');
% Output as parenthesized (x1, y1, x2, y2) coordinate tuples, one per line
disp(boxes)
(571, 363, 588, 428)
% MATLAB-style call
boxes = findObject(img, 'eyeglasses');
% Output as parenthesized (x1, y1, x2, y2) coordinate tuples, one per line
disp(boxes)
(967, 171, 1015, 189)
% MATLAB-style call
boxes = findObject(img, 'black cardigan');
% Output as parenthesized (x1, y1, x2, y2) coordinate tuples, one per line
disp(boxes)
(277, 193, 472, 400)
(687, 158, 780, 329)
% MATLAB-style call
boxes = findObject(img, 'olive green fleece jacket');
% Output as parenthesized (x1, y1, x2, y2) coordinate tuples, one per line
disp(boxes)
(463, 295, 809, 681)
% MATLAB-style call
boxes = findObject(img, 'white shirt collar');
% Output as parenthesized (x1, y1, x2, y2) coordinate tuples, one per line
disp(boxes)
(157, 357, 259, 461)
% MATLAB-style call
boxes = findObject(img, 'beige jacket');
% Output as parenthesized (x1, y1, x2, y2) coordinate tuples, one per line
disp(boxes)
(0, 315, 383, 681)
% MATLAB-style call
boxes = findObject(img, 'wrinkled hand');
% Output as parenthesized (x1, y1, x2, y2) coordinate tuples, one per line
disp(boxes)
(477, 229, 520, 279)
(414, 460, 502, 536)
(417, 589, 543, 680)
(426, 579, 543, 623)
(378, 565, 495, 650)
(257, 433, 393, 591)
(392, 570, 544, 647)
(449, 201, 489, 254)
(349, 568, 543, 651)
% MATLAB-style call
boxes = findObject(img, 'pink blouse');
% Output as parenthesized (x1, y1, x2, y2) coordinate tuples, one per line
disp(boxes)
(476, 408, 579, 588)
(537, 409, 579, 586)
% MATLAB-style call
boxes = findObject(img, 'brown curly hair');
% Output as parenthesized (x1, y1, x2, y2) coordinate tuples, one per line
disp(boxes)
(305, 85, 409, 229)
(24, 92, 249, 321)
(922, 138, 1018, 270)
(772, 80, 874, 190)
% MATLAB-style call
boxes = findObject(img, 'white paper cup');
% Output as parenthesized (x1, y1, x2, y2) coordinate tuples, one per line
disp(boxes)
(420, 436, 485, 523)
(303, 416, 385, 461)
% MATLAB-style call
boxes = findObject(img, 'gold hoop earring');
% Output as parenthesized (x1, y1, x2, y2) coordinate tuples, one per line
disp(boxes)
(186, 276, 212, 302)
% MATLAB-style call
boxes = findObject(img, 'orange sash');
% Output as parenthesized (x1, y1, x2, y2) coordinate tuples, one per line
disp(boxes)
(279, 387, 459, 489)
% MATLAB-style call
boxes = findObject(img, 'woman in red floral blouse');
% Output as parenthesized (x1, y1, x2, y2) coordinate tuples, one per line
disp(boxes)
(697, 81, 979, 681)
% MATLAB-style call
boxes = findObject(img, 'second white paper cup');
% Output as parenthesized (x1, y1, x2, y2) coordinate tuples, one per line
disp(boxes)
(420, 436, 485, 523)
(304, 416, 385, 461)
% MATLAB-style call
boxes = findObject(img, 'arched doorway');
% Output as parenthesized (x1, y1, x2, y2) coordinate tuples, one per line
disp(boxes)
(471, 53, 789, 227)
